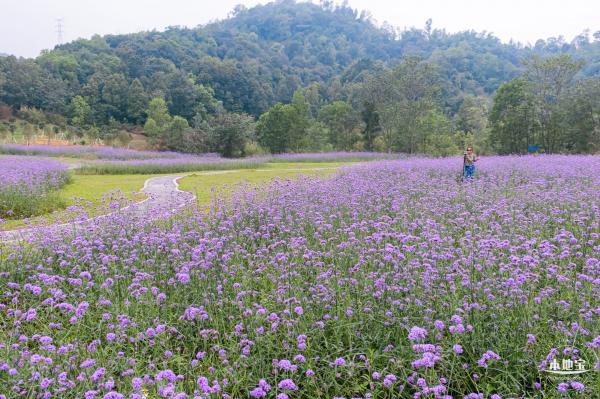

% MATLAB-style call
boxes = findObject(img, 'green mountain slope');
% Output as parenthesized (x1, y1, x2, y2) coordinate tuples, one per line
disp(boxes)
(0, 0, 599, 127)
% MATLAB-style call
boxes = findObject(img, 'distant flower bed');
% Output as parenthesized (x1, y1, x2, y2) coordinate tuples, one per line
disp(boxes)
(0, 144, 208, 160)
(75, 156, 270, 175)
(0, 156, 70, 219)
(271, 151, 404, 162)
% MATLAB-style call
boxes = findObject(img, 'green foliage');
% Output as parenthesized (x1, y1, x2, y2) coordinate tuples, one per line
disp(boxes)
(561, 78, 600, 152)
(20, 122, 36, 144)
(207, 112, 256, 158)
(18, 106, 47, 126)
(489, 55, 600, 154)
(70, 95, 92, 129)
(256, 103, 286, 153)
(455, 96, 489, 137)
(0, 69, 5, 99)
(144, 97, 172, 146)
(419, 109, 457, 156)
(163, 116, 189, 152)
(317, 101, 362, 150)
(372, 135, 387, 152)
(489, 78, 537, 154)
(360, 101, 381, 151)
(165, 72, 222, 121)
(193, 57, 274, 116)
(143, 118, 159, 144)
(523, 54, 586, 153)
(146, 97, 172, 128)
(354, 57, 453, 153)
(126, 78, 147, 124)
(0, 56, 68, 112)
(193, 84, 223, 121)
(256, 101, 309, 153)
(101, 73, 129, 121)
(115, 130, 133, 147)
(243, 141, 269, 157)
(304, 122, 332, 152)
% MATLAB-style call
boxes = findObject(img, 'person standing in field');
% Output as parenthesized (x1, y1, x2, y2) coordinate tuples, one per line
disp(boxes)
(463, 146, 479, 179)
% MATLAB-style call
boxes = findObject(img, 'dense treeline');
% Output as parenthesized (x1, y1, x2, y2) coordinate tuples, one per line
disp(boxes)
(490, 55, 600, 153)
(1, 0, 600, 155)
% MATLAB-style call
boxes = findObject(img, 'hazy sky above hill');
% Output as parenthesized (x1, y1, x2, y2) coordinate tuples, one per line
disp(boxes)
(1, 0, 598, 58)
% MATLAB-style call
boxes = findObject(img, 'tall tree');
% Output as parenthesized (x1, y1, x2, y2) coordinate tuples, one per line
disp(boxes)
(562, 77, 600, 152)
(127, 79, 148, 124)
(256, 103, 292, 154)
(166, 72, 203, 121)
(359, 58, 446, 153)
(318, 101, 362, 150)
(21, 122, 35, 145)
(101, 73, 129, 121)
(390, 58, 443, 153)
(143, 97, 172, 147)
(163, 116, 189, 152)
(489, 78, 537, 154)
(208, 112, 255, 157)
(523, 54, 584, 153)
(455, 96, 489, 136)
(360, 101, 381, 151)
(70, 96, 92, 129)
(256, 93, 311, 153)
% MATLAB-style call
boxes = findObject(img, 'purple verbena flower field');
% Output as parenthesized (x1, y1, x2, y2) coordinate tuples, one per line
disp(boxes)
(0, 155, 598, 398)
(0, 156, 69, 219)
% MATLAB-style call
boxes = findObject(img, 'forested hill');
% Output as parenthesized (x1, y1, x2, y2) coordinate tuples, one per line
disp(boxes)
(1, 0, 599, 149)
(0, 1, 600, 122)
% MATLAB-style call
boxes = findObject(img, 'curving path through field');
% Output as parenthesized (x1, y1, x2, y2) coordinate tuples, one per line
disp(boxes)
(130, 174, 195, 216)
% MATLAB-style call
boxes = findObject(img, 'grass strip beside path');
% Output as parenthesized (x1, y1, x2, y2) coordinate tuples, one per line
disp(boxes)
(178, 162, 349, 206)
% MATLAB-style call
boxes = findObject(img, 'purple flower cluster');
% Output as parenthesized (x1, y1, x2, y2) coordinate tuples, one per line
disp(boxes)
(0, 156, 68, 189)
(0, 156, 69, 218)
(272, 151, 403, 162)
(408, 326, 428, 341)
(477, 351, 501, 368)
(0, 144, 204, 160)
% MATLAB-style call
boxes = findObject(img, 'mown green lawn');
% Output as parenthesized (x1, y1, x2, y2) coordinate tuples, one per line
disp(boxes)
(177, 162, 350, 206)
(59, 174, 149, 203)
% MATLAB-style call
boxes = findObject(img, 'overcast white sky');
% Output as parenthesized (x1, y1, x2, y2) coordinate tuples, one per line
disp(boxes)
(1, 0, 599, 58)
